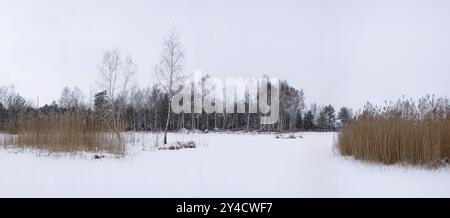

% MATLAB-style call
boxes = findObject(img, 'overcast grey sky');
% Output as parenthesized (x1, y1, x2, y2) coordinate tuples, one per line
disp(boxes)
(1, 0, 449, 109)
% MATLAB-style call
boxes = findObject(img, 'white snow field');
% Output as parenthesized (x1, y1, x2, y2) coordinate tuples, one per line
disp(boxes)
(1, 132, 450, 198)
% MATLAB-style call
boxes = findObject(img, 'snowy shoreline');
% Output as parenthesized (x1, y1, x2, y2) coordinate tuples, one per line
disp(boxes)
(0, 132, 449, 198)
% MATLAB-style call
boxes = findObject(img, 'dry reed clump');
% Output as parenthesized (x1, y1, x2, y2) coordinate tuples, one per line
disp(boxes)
(0, 111, 126, 156)
(337, 96, 450, 167)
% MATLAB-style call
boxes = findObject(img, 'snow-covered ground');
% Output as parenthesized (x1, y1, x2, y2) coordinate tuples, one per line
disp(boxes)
(0, 132, 450, 198)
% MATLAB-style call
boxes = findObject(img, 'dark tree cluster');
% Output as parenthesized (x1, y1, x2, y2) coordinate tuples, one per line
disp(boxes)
(0, 82, 351, 133)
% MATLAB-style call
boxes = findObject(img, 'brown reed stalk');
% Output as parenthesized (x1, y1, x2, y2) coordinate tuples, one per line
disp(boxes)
(0, 111, 126, 155)
(337, 97, 450, 167)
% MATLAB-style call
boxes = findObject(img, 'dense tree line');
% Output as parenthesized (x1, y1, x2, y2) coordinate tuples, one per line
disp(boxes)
(0, 84, 351, 133)
(0, 30, 351, 134)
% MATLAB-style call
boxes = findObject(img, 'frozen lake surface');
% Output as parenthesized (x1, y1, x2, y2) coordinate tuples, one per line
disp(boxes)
(0, 132, 449, 198)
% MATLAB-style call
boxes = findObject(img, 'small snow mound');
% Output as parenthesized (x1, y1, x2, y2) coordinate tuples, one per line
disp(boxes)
(159, 141, 197, 151)
(275, 134, 303, 140)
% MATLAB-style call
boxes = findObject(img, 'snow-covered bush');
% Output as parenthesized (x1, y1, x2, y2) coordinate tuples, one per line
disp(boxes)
(275, 134, 303, 139)
(158, 141, 197, 151)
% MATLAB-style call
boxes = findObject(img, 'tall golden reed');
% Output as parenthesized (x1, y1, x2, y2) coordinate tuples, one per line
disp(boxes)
(337, 97, 450, 167)
(0, 111, 126, 155)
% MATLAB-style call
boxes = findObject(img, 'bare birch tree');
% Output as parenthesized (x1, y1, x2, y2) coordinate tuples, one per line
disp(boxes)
(97, 48, 137, 130)
(97, 48, 136, 102)
(98, 49, 121, 101)
(119, 56, 137, 101)
(154, 29, 185, 145)
(59, 86, 86, 109)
